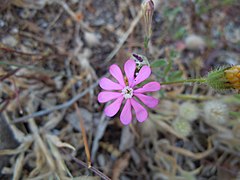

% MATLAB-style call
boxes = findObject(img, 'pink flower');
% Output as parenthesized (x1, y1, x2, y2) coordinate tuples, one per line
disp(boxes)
(98, 59, 161, 125)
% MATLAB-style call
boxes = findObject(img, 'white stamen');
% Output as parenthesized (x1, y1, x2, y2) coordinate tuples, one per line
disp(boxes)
(121, 86, 133, 99)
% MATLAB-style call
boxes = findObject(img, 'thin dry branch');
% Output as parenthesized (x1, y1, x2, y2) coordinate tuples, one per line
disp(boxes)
(13, 81, 99, 123)
(74, 103, 91, 168)
(103, 11, 143, 64)
(70, 155, 111, 180)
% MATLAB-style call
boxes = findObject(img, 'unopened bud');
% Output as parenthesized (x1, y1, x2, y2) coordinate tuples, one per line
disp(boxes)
(203, 100, 228, 124)
(206, 65, 240, 91)
(142, 0, 154, 38)
(179, 102, 199, 122)
(172, 118, 192, 137)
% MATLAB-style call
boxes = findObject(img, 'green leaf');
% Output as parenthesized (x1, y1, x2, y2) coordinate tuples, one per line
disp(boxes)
(151, 59, 167, 68)
(144, 36, 149, 49)
(168, 70, 183, 81)
(170, 49, 178, 59)
(163, 59, 173, 77)
(174, 27, 187, 39)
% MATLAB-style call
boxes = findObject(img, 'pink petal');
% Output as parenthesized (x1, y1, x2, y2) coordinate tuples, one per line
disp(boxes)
(124, 59, 136, 87)
(104, 96, 124, 117)
(109, 64, 125, 86)
(134, 82, 161, 93)
(98, 92, 121, 103)
(134, 93, 158, 108)
(134, 65, 151, 85)
(120, 99, 132, 125)
(99, 77, 123, 90)
(130, 99, 148, 122)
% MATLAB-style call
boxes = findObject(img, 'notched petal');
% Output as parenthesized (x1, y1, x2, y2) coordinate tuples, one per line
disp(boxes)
(98, 91, 121, 103)
(120, 99, 132, 125)
(130, 98, 148, 122)
(134, 82, 160, 93)
(134, 65, 151, 85)
(109, 64, 125, 86)
(99, 77, 123, 90)
(124, 59, 136, 87)
(104, 97, 124, 117)
(134, 93, 158, 108)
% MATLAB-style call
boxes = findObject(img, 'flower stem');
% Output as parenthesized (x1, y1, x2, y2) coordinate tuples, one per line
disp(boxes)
(161, 78, 207, 85)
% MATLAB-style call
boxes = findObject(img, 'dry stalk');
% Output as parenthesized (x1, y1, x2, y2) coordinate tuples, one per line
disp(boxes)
(166, 136, 214, 160)
(70, 155, 111, 180)
(13, 152, 24, 180)
(151, 116, 187, 140)
(74, 103, 91, 168)
(13, 81, 99, 123)
(28, 118, 55, 170)
(104, 10, 143, 64)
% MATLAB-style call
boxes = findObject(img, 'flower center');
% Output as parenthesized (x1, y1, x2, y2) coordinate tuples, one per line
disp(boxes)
(121, 86, 133, 99)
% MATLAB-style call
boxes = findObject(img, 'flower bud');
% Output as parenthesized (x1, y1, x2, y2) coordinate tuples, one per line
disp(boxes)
(206, 67, 229, 91)
(179, 102, 199, 122)
(203, 100, 228, 124)
(206, 65, 240, 91)
(141, 0, 154, 38)
(172, 118, 192, 137)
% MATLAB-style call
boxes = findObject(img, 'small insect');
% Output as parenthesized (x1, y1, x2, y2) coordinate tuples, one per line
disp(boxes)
(131, 53, 150, 72)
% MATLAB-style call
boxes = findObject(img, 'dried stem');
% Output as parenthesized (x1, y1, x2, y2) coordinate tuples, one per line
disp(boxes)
(74, 103, 91, 168)
(104, 11, 143, 64)
(70, 155, 111, 180)
(13, 81, 99, 123)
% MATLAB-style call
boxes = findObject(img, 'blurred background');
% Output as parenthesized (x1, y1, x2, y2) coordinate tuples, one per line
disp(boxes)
(0, 0, 240, 179)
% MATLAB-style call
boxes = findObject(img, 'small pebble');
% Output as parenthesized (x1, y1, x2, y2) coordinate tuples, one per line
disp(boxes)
(185, 34, 205, 51)
(1, 35, 18, 47)
(0, 19, 5, 28)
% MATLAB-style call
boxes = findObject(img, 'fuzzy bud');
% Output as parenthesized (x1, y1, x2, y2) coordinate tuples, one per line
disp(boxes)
(206, 65, 240, 91)
(172, 118, 192, 137)
(179, 102, 199, 122)
(206, 67, 229, 90)
(203, 100, 228, 124)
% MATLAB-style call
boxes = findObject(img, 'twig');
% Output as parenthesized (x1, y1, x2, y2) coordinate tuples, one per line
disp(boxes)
(11, 77, 23, 114)
(0, 46, 42, 57)
(103, 11, 143, 64)
(91, 109, 109, 160)
(74, 103, 91, 168)
(166, 136, 214, 160)
(0, 100, 10, 113)
(0, 68, 20, 81)
(70, 155, 111, 180)
(28, 118, 55, 170)
(13, 82, 99, 123)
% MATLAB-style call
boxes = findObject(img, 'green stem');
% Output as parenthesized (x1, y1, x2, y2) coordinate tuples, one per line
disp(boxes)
(144, 36, 149, 50)
(144, 36, 150, 57)
(161, 78, 207, 85)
